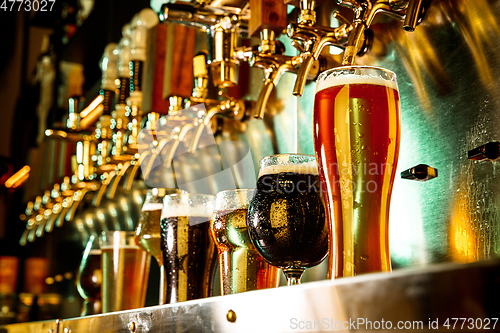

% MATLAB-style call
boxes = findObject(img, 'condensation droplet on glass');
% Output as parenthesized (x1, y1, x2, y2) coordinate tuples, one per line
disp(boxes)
(361, 145, 366, 150)
(357, 133, 364, 138)
(360, 255, 369, 261)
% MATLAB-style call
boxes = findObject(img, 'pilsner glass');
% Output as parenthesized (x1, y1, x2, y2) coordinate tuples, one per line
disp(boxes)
(99, 231, 151, 313)
(247, 154, 329, 285)
(135, 188, 183, 305)
(75, 235, 101, 315)
(313, 66, 401, 278)
(211, 189, 280, 295)
(160, 193, 216, 303)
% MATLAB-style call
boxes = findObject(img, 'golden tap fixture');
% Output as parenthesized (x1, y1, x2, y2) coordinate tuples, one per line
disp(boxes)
(104, 11, 160, 199)
(288, 0, 429, 96)
(187, 52, 249, 152)
(249, 32, 320, 119)
(160, 2, 249, 88)
(19, 196, 42, 246)
(124, 9, 159, 154)
(288, 0, 356, 96)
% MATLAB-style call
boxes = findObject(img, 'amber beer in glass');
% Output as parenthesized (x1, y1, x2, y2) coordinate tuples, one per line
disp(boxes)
(135, 188, 184, 304)
(100, 231, 151, 313)
(313, 66, 401, 278)
(211, 189, 280, 295)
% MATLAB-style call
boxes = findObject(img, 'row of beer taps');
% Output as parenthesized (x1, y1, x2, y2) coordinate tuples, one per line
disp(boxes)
(20, 0, 429, 245)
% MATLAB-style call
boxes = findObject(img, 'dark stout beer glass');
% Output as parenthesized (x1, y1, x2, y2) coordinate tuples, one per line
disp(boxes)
(160, 193, 216, 303)
(211, 189, 280, 295)
(247, 154, 329, 285)
(313, 66, 401, 278)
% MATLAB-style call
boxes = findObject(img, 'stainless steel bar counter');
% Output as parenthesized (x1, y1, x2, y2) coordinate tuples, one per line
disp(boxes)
(2, 259, 500, 333)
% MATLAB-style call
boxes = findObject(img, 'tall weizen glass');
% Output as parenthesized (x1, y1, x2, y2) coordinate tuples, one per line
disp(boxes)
(135, 188, 184, 305)
(313, 66, 401, 278)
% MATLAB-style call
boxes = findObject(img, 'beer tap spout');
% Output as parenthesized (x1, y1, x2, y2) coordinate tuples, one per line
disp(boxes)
(252, 53, 298, 119)
(288, 11, 351, 96)
(338, 0, 427, 64)
(403, 0, 428, 32)
(106, 161, 133, 199)
(123, 151, 150, 192)
(188, 97, 246, 152)
(65, 184, 98, 222)
(165, 123, 196, 166)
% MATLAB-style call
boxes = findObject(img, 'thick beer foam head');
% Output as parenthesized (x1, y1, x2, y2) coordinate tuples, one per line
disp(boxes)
(142, 203, 163, 211)
(316, 70, 398, 93)
(259, 161, 319, 177)
(161, 203, 213, 219)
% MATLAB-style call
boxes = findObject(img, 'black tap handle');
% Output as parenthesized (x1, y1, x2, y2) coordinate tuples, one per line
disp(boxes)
(401, 164, 438, 181)
(467, 142, 500, 161)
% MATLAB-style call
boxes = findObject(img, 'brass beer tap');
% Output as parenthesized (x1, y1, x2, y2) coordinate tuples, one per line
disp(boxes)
(187, 52, 248, 152)
(160, 2, 249, 89)
(105, 11, 159, 198)
(288, 0, 354, 96)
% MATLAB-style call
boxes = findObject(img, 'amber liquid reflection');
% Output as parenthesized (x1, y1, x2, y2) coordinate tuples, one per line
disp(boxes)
(211, 208, 280, 295)
(314, 80, 400, 278)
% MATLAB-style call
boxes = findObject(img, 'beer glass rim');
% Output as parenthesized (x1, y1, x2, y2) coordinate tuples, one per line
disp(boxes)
(260, 153, 316, 161)
(147, 188, 187, 196)
(162, 192, 215, 219)
(215, 188, 255, 195)
(164, 193, 215, 201)
(214, 188, 254, 210)
(259, 153, 317, 167)
(99, 230, 138, 247)
(318, 65, 396, 79)
(316, 65, 397, 93)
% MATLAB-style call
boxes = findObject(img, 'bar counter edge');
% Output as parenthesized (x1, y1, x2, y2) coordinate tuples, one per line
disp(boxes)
(2, 259, 500, 332)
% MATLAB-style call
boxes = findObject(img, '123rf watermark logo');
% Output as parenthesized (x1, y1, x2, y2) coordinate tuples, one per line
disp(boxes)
(290, 317, 499, 330)
(1, 0, 55, 11)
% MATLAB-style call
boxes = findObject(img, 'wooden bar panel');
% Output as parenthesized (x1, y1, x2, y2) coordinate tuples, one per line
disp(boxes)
(249, 0, 288, 37)
(143, 24, 197, 115)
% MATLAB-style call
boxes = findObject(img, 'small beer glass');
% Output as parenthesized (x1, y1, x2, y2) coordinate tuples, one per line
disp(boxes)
(160, 193, 216, 303)
(211, 189, 280, 295)
(313, 66, 401, 278)
(99, 231, 151, 313)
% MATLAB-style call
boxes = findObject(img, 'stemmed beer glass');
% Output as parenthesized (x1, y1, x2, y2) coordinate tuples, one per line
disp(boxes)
(247, 154, 329, 285)
(135, 188, 181, 304)
(313, 66, 401, 278)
